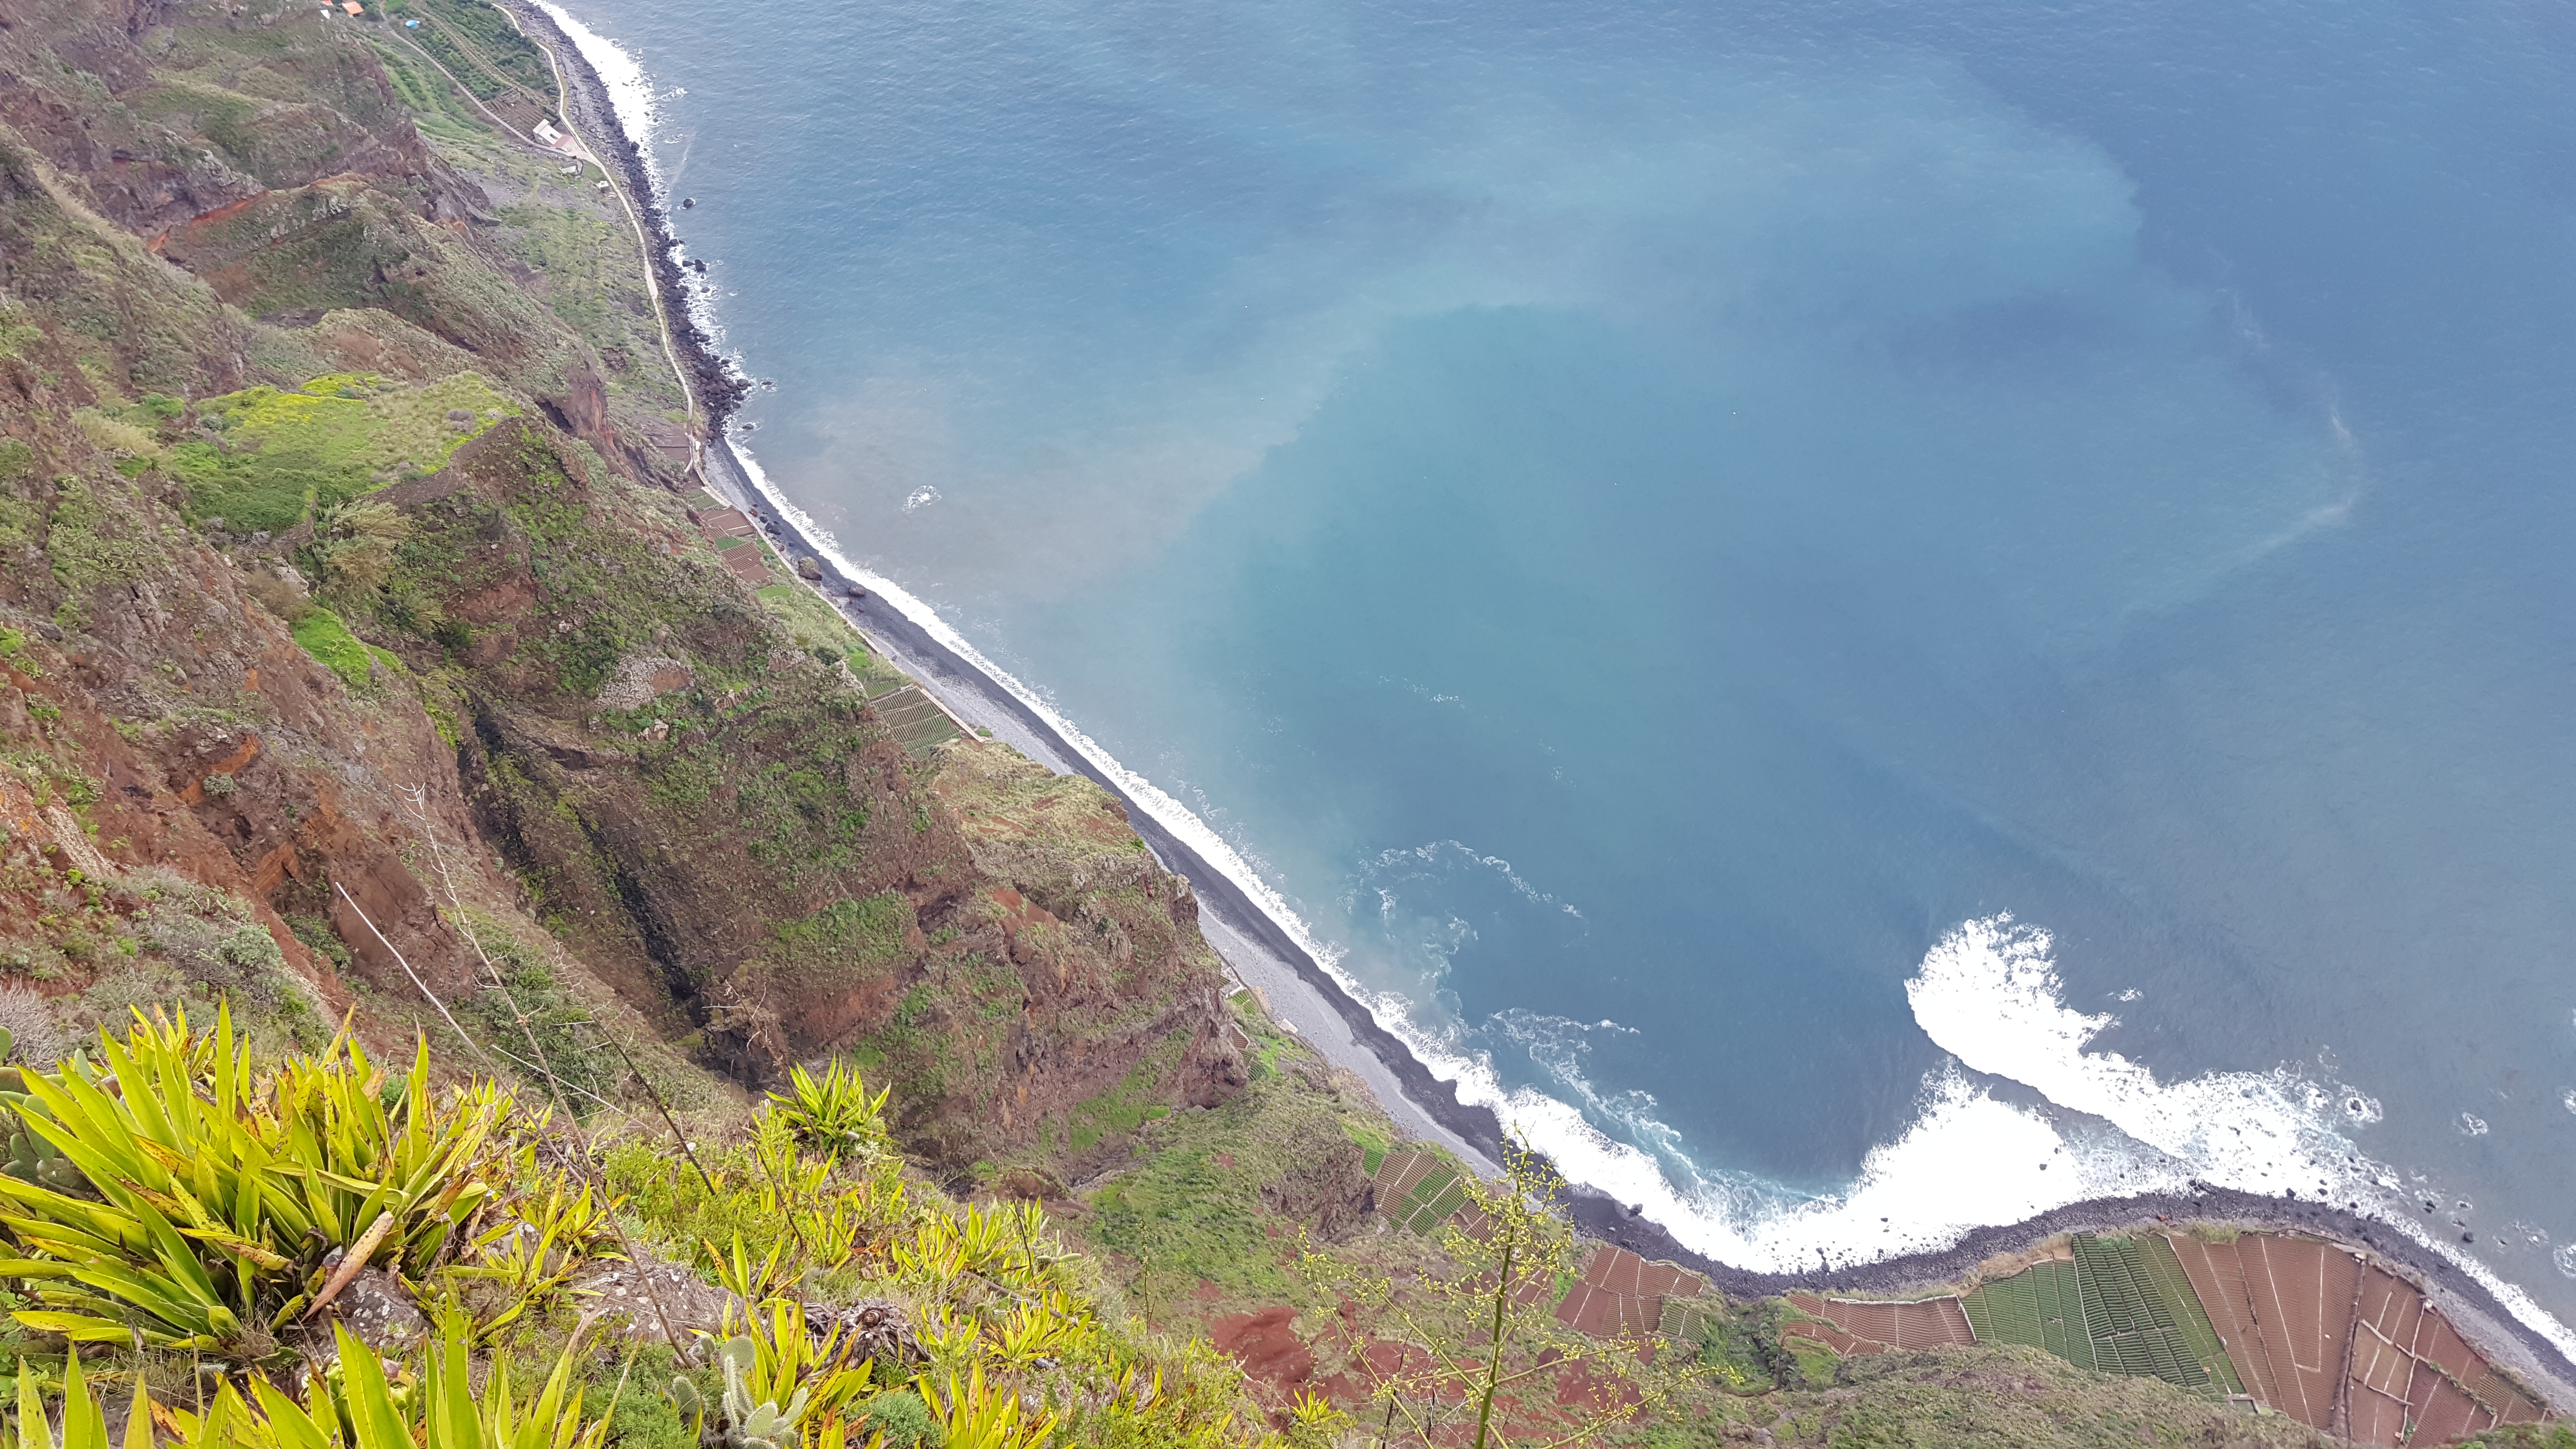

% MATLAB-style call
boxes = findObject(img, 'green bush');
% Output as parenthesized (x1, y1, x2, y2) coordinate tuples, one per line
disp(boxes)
(291, 608, 373, 688)
(860, 1390, 947, 1449)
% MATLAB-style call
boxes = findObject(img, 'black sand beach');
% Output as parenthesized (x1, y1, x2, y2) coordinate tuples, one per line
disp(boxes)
(519, 5, 2576, 1409)
(692, 440, 2576, 1409)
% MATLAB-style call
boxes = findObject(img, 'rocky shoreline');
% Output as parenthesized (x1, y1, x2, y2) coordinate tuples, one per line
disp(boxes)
(517, 3, 2576, 1414)
(498, 0, 747, 425)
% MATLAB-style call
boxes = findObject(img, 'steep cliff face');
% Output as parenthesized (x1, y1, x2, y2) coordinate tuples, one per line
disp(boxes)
(0, 360, 502, 1050)
(0, 0, 1240, 1177)
(372, 421, 1245, 1169)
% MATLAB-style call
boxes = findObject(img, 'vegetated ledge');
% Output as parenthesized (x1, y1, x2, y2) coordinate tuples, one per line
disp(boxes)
(492, 0, 2576, 1418)
(494, 0, 749, 428)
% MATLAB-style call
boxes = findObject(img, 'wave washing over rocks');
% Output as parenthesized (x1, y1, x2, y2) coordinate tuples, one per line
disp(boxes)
(519, 2, 2576, 1410)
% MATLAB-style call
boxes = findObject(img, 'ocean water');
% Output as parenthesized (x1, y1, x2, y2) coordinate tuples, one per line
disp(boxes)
(548, 0, 2576, 1339)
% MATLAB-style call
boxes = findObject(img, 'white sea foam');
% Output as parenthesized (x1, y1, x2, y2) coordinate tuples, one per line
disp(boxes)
(533, 3, 660, 165)
(1904, 915, 2365, 1195)
(1415, 913, 2576, 1363)
(581, 13, 2576, 1370)
(1358, 839, 1585, 918)
(1900, 915, 2576, 1361)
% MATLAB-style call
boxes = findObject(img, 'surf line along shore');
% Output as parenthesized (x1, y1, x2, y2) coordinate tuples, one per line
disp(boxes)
(702, 458, 2576, 1413)
(506, 0, 2576, 1409)
(702, 427, 2576, 1411)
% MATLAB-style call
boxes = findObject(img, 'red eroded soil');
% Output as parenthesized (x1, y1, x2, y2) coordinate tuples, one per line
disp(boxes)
(1212, 1307, 1316, 1392)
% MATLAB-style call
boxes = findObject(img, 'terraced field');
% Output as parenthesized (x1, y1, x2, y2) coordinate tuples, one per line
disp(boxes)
(856, 671, 966, 758)
(1335, 1165, 2554, 1445)
(1959, 1235, 2238, 1393)
(1368, 1149, 1469, 1235)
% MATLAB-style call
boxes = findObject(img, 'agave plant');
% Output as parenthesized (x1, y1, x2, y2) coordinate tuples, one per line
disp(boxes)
(444, 1180, 623, 1338)
(917, 1365, 1060, 1449)
(166, 1319, 612, 1448)
(889, 1201, 1048, 1292)
(984, 1291, 1096, 1369)
(763, 1063, 888, 1164)
(0, 1005, 518, 1349)
(9, 1351, 150, 1449)
(746, 1117, 916, 1279)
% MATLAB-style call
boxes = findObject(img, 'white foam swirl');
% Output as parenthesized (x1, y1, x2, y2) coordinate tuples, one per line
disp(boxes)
(1905, 914, 2576, 1361)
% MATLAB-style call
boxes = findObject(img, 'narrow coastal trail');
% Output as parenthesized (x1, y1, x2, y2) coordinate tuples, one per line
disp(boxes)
(495, 0, 705, 444)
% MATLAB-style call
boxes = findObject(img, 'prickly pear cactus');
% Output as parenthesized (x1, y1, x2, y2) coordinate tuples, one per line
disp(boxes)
(2, 1126, 81, 1194)
(0, 1049, 83, 1196)
(666, 1373, 706, 1440)
(693, 1334, 808, 1449)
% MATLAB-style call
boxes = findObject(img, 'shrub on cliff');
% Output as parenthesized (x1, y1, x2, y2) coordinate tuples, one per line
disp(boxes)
(291, 607, 375, 689)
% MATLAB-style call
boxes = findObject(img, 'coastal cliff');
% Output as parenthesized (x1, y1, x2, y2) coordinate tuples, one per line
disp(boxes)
(0, 0, 2565, 1445)
(0, 0, 1240, 1182)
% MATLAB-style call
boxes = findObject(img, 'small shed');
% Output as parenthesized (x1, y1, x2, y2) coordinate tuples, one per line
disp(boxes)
(340, 1, 363, 15)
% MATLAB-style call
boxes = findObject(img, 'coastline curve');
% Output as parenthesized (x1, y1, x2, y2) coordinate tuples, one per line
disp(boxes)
(516, 1, 2576, 1410)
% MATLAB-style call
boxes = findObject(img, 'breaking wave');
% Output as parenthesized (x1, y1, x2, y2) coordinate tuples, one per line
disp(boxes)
(1348, 911, 2576, 1363)
(556, 6, 2574, 1371)
(1898, 915, 2576, 1360)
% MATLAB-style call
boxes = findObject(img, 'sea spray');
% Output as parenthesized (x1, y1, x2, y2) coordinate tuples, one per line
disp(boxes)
(1906, 914, 2576, 1361)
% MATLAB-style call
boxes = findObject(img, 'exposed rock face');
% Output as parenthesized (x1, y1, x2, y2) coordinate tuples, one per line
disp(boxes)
(0, 0, 1242, 1179)
(0, 0, 469, 235)
(2, 0, 625, 472)
(328, 1269, 427, 1355)
(375, 424, 1243, 1170)
(0, 441, 485, 1023)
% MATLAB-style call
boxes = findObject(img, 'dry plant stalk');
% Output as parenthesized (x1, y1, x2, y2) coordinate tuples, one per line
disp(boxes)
(390, 783, 694, 1358)
(1301, 1140, 1700, 1449)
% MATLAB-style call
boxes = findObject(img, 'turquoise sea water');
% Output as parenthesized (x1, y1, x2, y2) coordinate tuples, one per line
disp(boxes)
(551, 0, 2576, 1334)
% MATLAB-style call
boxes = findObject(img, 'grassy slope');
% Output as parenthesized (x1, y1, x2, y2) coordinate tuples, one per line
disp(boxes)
(359, 30, 694, 468)
(168, 371, 519, 530)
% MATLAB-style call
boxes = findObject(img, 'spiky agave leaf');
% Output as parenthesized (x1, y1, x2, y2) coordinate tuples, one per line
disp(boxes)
(0, 1009, 528, 1349)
